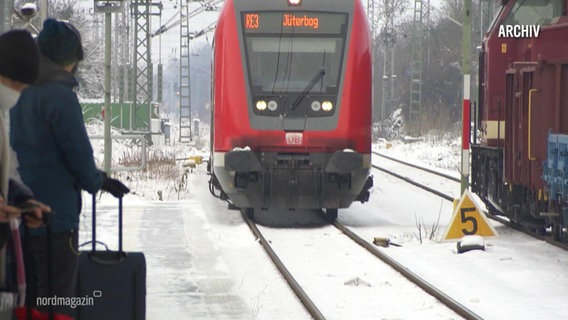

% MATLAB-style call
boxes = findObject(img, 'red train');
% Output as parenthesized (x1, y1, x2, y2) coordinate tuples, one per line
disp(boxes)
(208, 0, 373, 219)
(472, 0, 568, 239)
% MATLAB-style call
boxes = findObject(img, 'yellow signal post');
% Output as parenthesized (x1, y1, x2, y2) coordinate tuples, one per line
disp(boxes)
(442, 190, 499, 241)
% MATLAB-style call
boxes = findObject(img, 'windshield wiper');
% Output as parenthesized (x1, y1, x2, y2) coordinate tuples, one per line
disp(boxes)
(289, 68, 326, 111)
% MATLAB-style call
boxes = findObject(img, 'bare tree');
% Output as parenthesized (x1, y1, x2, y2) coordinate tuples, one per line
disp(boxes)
(47, 0, 77, 20)
(372, 0, 409, 129)
(36, 0, 104, 100)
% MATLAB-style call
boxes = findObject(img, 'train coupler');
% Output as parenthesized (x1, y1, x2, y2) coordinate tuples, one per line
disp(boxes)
(356, 176, 373, 203)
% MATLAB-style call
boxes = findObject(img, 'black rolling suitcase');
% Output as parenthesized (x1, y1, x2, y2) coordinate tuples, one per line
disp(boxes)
(18, 208, 73, 320)
(76, 195, 146, 320)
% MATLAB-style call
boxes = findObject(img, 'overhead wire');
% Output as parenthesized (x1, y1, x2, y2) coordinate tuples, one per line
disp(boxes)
(152, 0, 223, 37)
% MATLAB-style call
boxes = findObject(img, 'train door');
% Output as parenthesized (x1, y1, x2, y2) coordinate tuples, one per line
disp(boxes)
(520, 70, 541, 186)
(504, 70, 516, 185)
(505, 64, 537, 186)
(560, 64, 568, 134)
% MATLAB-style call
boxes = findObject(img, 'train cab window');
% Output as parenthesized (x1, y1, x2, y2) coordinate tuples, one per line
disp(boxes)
(502, 0, 563, 26)
(245, 37, 344, 94)
(241, 11, 348, 95)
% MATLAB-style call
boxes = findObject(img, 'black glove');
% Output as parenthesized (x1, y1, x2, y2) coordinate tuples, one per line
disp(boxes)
(101, 176, 130, 198)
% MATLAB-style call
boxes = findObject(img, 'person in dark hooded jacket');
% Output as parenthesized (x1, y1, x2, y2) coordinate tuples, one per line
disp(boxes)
(10, 19, 130, 316)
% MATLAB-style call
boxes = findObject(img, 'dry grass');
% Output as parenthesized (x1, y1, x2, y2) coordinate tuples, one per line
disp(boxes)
(118, 149, 179, 180)
(413, 199, 443, 243)
(113, 148, 192, 201)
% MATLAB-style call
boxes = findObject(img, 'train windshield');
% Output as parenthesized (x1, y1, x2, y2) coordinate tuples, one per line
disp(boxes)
(242, 12, 348, 94)
(502, 0, 563, 26)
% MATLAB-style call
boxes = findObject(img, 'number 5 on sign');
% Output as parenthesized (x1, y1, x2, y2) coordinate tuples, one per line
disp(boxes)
(442, 190, 499, 241)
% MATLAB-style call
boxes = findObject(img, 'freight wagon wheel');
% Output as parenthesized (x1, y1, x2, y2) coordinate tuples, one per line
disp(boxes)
(325, 208, 338, 221)
(551, 223, 562, 241)
(244, 208, 255, 220)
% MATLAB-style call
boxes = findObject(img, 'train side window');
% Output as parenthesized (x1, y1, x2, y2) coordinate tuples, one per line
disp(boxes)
(502, 0, 563, 26)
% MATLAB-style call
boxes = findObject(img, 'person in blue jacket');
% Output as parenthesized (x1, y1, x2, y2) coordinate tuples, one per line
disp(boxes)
(10, 19, 129, 316)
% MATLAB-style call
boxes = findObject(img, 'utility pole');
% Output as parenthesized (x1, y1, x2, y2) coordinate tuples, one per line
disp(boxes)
(0, 2, 8, 32)
(479, 0, 495, 42)
(179, 0, 192, 142)
(131, 0, 150, 131)
(131, 1, 162, 132)
(104, 11, 112, 173)
(381, 35, 388, 123)
(113, 3, 128, 104)
(381, 22, 394, 124)
(381, 1, 392, 124)
(461, 0, 472, 194)
(409, 0, 423, 136)
(366, 0, 380, 123)
(95, 0, 123, 173)
(39, 0, 47, 23)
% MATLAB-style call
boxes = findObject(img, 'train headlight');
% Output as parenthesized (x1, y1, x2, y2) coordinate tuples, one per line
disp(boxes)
(322, 101, 333, 112)
(288, 0, 302, 6)
(256, 100, 267, 111)
(311, 101, 321, 111)
(268, 100, 278, 111)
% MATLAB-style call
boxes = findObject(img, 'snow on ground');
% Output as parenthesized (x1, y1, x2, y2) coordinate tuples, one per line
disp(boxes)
(85, 119, 206, 201)
(360, 134, 568, 320)
(373, 132, 462, 171)
(80, 121, 568, 319)
(343, 172, 568, 320)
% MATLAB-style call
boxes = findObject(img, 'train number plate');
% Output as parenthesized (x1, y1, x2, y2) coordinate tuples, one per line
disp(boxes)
(285, 132, 303, 145)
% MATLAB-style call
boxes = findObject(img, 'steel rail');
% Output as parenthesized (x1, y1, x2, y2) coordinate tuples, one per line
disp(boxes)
(373, 151, 460, 183)
(333, 221, 484, 320)
(241, 212, 326, 320)
(372, 164, 454, 202)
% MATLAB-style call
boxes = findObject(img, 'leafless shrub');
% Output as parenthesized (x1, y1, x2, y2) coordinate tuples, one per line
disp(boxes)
(413, 200, 443, 243)
(114, 148, 192, 201)
(174, 169, 190, 200)
(118, 149, 178, 181)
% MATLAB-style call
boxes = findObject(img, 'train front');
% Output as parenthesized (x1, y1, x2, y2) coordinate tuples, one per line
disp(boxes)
(210, 0, 372, 214)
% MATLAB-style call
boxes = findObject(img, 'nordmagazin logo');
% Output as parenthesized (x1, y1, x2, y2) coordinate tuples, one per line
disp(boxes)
(498, 25, 541, 38)
(36, 291, 100, 309)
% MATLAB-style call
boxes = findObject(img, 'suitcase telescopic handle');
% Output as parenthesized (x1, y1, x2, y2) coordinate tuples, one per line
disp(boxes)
(91, 193, 123, 253)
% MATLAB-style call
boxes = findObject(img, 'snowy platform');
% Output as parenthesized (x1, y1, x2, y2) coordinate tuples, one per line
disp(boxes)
(79, 199, 249, 319)
(78, 192, 309, 320)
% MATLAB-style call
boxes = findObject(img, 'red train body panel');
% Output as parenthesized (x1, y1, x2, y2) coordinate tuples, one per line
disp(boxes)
(480, 1, 568, 147)
(472, 0, 568, 239)
(209, 0, 373, 214)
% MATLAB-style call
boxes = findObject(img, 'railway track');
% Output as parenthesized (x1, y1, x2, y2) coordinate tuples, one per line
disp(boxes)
(373, 151, 460, 183)
(372, 151, 457, 202)
(372, 151, 568, 251)
(241, 213, 326, 320)
(241, 210, 482, 320)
